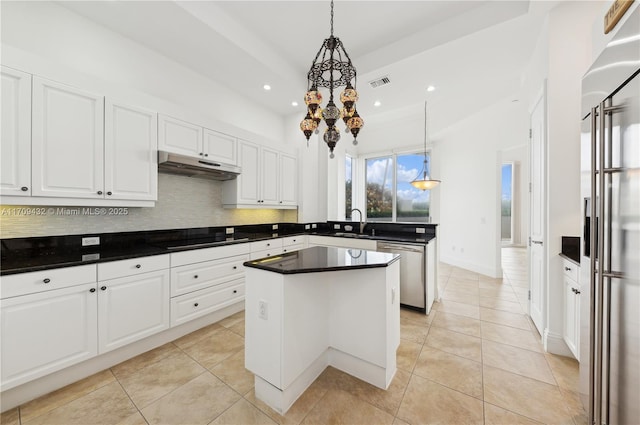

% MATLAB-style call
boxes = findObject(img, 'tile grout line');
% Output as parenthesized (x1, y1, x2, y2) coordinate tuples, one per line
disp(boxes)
(109, 367, 150, 425)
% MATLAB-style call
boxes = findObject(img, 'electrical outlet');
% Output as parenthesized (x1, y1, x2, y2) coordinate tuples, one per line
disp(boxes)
(312, 224, 317, 229)
(82, 253, 100, 261)
(415, 228, 426, 234)
(272, 224, 278, 230)
(333, 224, 341, 229)
(305, 224, 311, 230)
(258, 300, 268, 320)
(226, 227, 234, 234)
(82, 237, 100, 246)
(344, 225, 353, 231)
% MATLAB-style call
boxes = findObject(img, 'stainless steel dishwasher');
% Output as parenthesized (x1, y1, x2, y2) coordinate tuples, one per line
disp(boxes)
(376, 242, 425, 311)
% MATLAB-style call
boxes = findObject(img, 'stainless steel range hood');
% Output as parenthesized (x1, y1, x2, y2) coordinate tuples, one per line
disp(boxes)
(158, 151, 241, 181)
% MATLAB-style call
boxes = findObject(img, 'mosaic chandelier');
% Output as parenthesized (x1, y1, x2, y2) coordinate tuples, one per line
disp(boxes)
(300, 0, 363, 158)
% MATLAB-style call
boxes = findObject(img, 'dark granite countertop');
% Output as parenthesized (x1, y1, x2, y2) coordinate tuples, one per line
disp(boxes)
(243, 246, 400, 275)
(560, 236, 580, 264)
(1, 222, 437, 275)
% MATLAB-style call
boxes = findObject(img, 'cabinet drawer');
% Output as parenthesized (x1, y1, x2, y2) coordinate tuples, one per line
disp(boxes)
(250, 248, 284, 261)
(282, 243, 305, 254)
(250, 239, 282, 253)
(98, 254, 169, 281)
(281, 236, 305, 247)
(170, 243, 250, 267)
(562, 259, 579, 282)
(171, 279, 245, 327)
(170, 254, 247, 297)
(1, 264, 97, 299)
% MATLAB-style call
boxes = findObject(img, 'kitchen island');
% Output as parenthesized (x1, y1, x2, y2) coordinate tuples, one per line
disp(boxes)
(243, 246, 401, 414)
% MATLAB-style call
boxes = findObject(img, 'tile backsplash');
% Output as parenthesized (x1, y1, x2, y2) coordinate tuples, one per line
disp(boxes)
(0, 174, 297, 238)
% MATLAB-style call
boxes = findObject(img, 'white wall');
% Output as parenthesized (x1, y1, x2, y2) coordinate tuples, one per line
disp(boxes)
(433, 98, 528, 278)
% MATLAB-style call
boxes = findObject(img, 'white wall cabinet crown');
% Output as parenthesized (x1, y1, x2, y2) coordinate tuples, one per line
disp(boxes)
(223, 140, 297, 209)
(158, 115, 237, 165)
(1, 66, 32, 197)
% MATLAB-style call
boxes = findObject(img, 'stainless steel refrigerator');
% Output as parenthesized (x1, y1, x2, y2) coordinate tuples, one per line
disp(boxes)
(579, 6, 640, 425)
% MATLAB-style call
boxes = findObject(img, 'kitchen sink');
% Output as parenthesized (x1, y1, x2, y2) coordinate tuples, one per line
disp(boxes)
(332, 232, 374, 239)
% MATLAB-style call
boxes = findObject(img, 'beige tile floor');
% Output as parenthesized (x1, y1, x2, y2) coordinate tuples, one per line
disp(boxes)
(0, 248, 587, 425)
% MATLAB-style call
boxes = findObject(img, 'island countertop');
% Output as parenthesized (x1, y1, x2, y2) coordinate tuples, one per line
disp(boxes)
(243, 246, 400, 275)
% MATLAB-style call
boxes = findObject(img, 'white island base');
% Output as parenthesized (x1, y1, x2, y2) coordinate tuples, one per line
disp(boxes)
(244, 255, 400, 415)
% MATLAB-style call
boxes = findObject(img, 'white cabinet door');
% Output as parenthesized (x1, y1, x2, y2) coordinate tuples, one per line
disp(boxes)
(98, 270, 170, 353)
(105, 100, 158, 201)
(279, 153, 297, 206)
(563, 277, 579, 358)
(236, 140, 261, 204)
(31, 77, 104, 198)
(158, 115, 202, 157)
(0, 283, 98, 390)
(261, 147, 279, 205)
(1, 66, 31, 196)
(203, 128, 237, 165)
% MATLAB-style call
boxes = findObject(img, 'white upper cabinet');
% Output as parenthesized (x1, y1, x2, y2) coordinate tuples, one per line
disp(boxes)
(203, 128, 237, 165)
(223, 140, 297, 209)
(261, 147, 279, 205)
(105, 100, 158, 201)
(31, 76, 105, 199)
(1, 66, 32, 197)
(158, 115, 238, 165)
(158, 115, 202, 157)
(279, 153, 297, 206)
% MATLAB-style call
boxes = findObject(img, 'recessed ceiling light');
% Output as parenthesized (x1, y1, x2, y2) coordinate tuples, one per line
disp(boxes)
(263, 84, 271, 91)
(291, 101, 299, 107)
(426, 85, 436, 92)
(374, 100, 381, 107)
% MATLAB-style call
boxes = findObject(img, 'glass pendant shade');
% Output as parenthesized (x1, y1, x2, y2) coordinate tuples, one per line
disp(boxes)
(410, 178, 441, 190)
(304, 88, 322, 108)
(323, 126, 341, 158)
(300, 112, 318, 140)
(322, 101, 340, 127)
(340, 85, 358, 110)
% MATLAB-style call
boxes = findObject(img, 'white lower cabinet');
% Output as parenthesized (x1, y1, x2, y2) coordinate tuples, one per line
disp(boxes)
(562, 258, 580, 360)
(0, 282, 98, 391)
(171, 279, 245, 327)
(97, 269, 170, 353)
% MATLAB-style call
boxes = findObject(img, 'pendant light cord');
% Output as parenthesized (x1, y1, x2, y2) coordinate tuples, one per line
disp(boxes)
(330, 0, 334, 36)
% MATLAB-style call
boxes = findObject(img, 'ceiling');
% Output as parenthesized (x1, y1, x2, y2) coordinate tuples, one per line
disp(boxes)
(58, 0, 558, 133)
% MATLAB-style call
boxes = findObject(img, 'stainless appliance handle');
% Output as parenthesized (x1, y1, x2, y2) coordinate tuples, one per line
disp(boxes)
(596, 100, 607, 425)
(588, 106, 598, 425)
(377, 243, 423, 253)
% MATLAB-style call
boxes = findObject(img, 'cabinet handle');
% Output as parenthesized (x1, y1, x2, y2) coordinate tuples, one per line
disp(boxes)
(194, 303, 199, 307)
(233, 290, 237, 294)
(194, 275, 199, 279)
(97, 190, 103, 195)
(43, 278, 51, 284)
(90, 288, 96, 293)
(204, 153, 208, 157)
(279, 201, 283, 203)
(575, 288, 581, 295)
(232, 266, 237, 270)
(107, 191, 112, 196)
(564, 266, 571, 271)
(101, 286, 107, 291)
(199, 152, 204, 156)
(21, 186, 28, 192)
(135, 264, 141, 269)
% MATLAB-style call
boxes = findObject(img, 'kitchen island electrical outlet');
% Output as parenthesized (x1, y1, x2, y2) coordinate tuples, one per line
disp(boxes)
(258, 300, 268, 320)
(333, 224, 341, 230)
(226, 227, 234, 234)
(305, 224, 311, 230)
(312, 224, 317, 229)
(82, 237, 100, 246)
(272, 224, 278, 230)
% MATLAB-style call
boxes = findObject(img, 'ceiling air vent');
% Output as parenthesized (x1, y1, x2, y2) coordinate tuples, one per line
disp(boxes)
(368, 75, 391, 88)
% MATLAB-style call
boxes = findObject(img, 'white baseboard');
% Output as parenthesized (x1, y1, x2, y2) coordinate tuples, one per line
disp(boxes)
(543, 328, 573, 358)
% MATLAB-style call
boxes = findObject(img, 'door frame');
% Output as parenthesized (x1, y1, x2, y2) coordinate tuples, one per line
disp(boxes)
(501, 161, 515, 245)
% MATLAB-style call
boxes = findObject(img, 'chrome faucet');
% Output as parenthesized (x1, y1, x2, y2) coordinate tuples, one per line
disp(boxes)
(350, 208, 366, 234)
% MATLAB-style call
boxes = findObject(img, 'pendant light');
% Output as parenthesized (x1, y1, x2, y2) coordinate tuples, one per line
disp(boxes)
(411, 101, 441, 190)
(300, 0, 363, 158)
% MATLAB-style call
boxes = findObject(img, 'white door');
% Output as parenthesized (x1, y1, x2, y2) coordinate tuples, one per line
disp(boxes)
(104, 100, 158, 201)
(98, 270, 170, 353)
(1, 66, 32, 197)
(31, 77, 104, 198)
(529, 88, 546, 334)
(237, 140, 260, 204)
(0, 283, 98, 390)
(203, 128, 237, 165)
(261, 147, 279, 205)
(279, 153, 297, 206)
(157, 115, 202, 157)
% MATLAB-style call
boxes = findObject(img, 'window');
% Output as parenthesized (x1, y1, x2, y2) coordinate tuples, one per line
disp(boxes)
(345, 155, 353, 219)
(365, 152, 432, 223)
